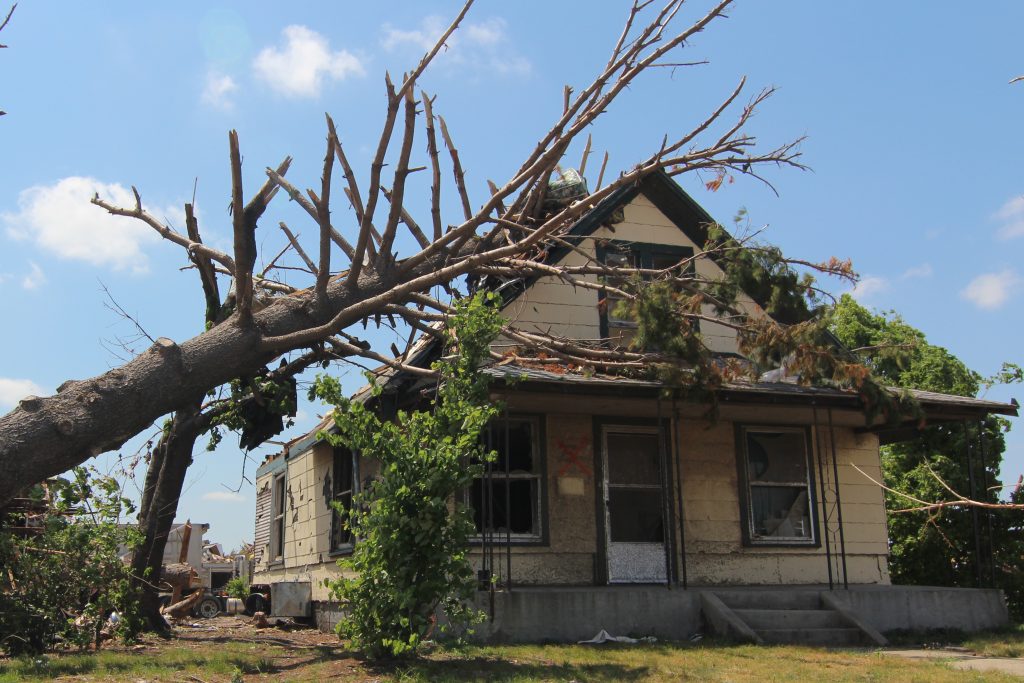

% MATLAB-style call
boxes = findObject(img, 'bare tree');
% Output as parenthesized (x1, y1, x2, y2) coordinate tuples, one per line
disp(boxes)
(0, 3, 14, 117)
(0, 0, 831, 510)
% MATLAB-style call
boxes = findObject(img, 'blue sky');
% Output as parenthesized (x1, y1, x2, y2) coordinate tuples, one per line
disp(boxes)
(1, 1, 1021, 549)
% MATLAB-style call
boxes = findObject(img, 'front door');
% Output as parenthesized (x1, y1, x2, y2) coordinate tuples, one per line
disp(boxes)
(601, 425, 668, 583)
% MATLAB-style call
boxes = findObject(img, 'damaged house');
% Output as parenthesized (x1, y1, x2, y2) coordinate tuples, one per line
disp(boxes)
(251, 171, 1017, 644)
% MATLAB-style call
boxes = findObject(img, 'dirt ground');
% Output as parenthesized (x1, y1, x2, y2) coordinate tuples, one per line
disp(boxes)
(106, 615, 372, 681)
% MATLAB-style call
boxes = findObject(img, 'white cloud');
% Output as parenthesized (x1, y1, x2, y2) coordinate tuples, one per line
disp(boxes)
(0, 378, 45, 409)
(201, 70, 238, 110)
(850, 275, 888, 301)
(253, 25, 364, 98)
(202, 490, 247, 503)
(3, 177, 182, 273)
(961, 269, 1021, 310)
(994, 196, 1024, 239)
(381, 16, 531, 77)
(900, 263, 933, 280)
(21, 261, 45, 290)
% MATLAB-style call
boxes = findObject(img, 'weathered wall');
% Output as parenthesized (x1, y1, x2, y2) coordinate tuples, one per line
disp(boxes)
(256, 393, 890, 591)
(252, 442, 376, 601)
(678, 408, 889, 586)
(494, 393, 890, 587)
(470, 412, 598, 585)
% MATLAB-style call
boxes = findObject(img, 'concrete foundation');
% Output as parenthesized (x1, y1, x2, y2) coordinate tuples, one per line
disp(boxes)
(825, 585, 1008, 634)
(467, 585, 1007, 643)
(475, 587, 703, 643)
(310, 585, 1008, 643)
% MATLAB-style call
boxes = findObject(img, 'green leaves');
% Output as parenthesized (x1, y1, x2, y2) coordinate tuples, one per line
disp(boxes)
(831, 295, 1024, 617)
(0, 467, 143, 655)
(310, 293, 501, 659)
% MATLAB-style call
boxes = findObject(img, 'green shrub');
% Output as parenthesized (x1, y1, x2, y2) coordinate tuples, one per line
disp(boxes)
(225, 577, 250, 600)
(312, 292, 503, 659)
(0, 468, 143, 655)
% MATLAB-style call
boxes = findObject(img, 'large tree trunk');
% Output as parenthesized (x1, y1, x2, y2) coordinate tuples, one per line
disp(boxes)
(0, 253, 460, 505)
(130, 401, 202, 631)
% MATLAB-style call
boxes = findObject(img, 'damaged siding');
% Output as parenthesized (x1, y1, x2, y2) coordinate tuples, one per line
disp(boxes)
(253, 479, 272, 567)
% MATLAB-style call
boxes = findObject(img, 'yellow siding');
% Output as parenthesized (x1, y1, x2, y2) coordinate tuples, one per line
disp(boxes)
(500, 192, 765, 355)
(256, 392, 891, 590)
(676, 417, 888, 584)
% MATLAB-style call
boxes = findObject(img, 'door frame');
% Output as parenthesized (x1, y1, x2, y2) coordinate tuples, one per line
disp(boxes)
(592, 416, 676, 585)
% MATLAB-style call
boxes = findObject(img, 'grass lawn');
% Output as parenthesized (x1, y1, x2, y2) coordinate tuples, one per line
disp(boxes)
(965, 624, 1024, 658)
(4, 629, 1024, 683)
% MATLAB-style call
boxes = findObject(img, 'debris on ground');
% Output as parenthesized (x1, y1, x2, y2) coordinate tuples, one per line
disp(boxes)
(578, 629, 656, 644)
(161, 589, 205, 623)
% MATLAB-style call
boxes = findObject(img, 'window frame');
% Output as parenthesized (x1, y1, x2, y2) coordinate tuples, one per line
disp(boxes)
(736, 425, 820, 548)
(595, 241, 696, 346)
(469, 414, 548, 546)
(329, 447, 359, 557)
(269, 473, 286, 564)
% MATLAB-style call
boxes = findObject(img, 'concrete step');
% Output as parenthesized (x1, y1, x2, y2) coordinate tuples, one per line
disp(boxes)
(734, 608, 845, 630)
(713, 590, 822, 611)
(758, 627, 864, 646)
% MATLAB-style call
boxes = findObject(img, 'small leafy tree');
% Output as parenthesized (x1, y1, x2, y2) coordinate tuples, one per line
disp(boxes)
(311, 292, 503, 659)
(830, 294, 1024, 617)
(225, 576, 250, 600)
(0, 467, 143, 655)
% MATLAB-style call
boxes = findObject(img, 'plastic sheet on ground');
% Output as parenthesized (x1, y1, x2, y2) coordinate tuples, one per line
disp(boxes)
(578, 629, 656, 644)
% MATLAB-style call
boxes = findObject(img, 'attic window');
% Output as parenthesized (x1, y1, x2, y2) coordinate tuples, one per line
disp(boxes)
(596, 241, 695, 349)
(739, 427, 817, 546)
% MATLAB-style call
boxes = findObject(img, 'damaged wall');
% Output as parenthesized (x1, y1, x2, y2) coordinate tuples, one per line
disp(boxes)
(254, 394, 890, 594)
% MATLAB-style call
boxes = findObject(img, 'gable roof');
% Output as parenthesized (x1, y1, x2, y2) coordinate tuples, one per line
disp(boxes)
(345, 171, 853, 403)
(261, 171, 1017, 457)
(540, 169, 717, 273)
(495, 170, 720, 308)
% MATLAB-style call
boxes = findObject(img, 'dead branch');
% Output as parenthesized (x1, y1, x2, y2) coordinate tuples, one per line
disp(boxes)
(851, 462, 1024, 513)
(377, 87, 419, 269)
(438, 114, 473, 222)
(314, 122, 335, 305)
(279, 222, 318, 275)
(0, 0, 824, 506)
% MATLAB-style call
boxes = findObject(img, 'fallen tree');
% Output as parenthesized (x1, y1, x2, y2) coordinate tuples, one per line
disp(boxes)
(1, 0, 819, 505)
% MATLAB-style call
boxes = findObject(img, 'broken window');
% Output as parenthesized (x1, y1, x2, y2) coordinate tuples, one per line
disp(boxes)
(331, 447, 357, 553)
(470, 417, 543, 541)
(739, 427, 816, 545)
(270, 473, 286, 562)
(596, 241, 695, 349)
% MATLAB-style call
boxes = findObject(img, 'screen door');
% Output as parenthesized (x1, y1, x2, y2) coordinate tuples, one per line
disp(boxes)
(602, 425, 667, 583)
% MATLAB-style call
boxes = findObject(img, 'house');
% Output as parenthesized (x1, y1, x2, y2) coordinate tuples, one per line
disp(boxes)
(161, 522, 207, 572)
(145, 522, 247, 592)
(251, 171, 1018, 643)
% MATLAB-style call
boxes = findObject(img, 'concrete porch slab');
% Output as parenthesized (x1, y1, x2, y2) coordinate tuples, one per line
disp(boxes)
(468, 585, 1008, 644)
